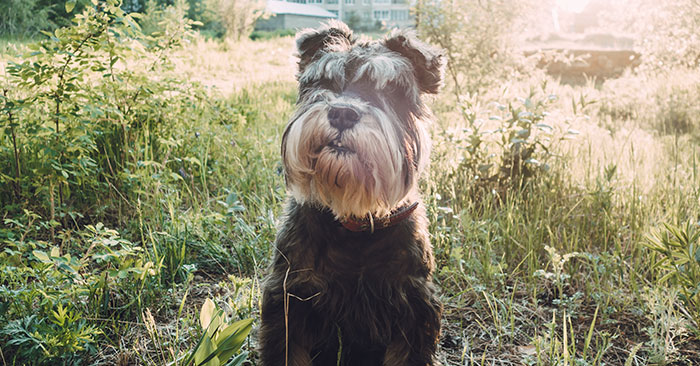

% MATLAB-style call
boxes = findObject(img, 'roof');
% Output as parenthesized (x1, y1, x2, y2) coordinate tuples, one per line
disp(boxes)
(266, 0, 337, 18)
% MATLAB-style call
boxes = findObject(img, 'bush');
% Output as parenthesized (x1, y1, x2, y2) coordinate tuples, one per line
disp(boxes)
(140, 0, 200, 42)
(0, 219, 159, 364)
(599, 70, 700, 135)
(0, 2, 262, 362)
(415, 0, 543, 95)
(249, 28, 295, 41)
(645, 221, 700, 330)
(0, 0, 210, 226)
(435, 82, 577, 203)
(0, 0, 55, 37)
(634, 0, 700, 70)
(203, 0, 265, 41)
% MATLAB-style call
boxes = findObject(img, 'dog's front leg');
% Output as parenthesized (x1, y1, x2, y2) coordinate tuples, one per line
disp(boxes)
(383, 283, 442, 366)
(259, 289, 317, 366)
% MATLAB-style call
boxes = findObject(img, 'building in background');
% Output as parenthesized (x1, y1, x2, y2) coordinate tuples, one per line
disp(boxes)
(271, 0, 413, 30)
(256, 0, 338, 31)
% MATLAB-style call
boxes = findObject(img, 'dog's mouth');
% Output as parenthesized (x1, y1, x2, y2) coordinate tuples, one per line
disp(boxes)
(327, 139, 354, 154)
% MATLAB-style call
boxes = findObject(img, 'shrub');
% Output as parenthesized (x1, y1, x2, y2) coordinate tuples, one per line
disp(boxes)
(0, 2, 258, 362)
(0, 0, 55, 37)
(645, 221, 700, 330)
(415, 0, 543, 95)
(203, 0, 265, 41)
(249, 29, 295, 41)
(599, 70, 700, 135)
(140, 0, 200, 42)
(0, 0, 214, 228)
(0, 219, 159, 363)
(437, 83, 576, 202)
(633, 0, 700, 70)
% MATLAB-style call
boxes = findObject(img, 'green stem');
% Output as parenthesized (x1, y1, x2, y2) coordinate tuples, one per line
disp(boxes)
(2, 89, 21, 200)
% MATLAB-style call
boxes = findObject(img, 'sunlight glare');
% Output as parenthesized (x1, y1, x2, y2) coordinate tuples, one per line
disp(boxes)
(556, 0, 591, 13)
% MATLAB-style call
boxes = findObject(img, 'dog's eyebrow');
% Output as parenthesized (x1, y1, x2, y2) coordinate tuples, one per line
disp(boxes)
(299, 52, 347, 87)
(350, 53, 413, 89)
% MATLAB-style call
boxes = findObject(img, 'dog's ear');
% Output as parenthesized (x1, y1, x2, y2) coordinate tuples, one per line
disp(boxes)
(384, 31, 445, 94)
(296, 20, 354, 74)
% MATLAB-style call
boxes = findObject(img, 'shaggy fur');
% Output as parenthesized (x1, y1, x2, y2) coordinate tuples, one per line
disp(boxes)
(259, 21, 445, 366)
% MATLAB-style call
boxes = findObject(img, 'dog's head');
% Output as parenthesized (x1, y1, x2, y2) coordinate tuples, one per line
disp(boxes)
(281, 21, 445, 219)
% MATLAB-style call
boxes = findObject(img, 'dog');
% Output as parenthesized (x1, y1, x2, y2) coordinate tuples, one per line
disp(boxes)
(259, 21, 445, 366)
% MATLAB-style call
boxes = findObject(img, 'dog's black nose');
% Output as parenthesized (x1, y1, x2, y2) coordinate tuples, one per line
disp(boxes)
(328, 106, 360, 131)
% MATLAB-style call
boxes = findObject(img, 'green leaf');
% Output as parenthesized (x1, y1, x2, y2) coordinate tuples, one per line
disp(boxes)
(194, 336, 219, 366)
(66, 0, 77, 13)
(33, 250, 51, 263)
(224, 352, 248, 366)
(215, 319, 253, 362)
(184, 157, 202, 166)
(200, 298, 216, 329)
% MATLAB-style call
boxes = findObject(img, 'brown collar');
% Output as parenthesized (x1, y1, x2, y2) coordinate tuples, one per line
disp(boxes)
(340, 202, 419, 233)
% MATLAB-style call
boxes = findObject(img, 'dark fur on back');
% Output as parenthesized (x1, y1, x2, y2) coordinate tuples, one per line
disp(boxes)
(259, 199, 441, 365)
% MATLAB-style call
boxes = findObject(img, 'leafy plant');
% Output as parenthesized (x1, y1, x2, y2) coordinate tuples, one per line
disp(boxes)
(416, 0, 543, 95)
(203, 0, 265, 41)
(444, 84, 576, 203)
(0, 309, 102, 365)
(645, 221, 700, 328)
(181, 298, 253, 366)
(534, 245, 583, 307)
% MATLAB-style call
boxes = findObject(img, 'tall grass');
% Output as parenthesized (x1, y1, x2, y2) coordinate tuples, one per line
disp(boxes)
(2, 10, 700, 365)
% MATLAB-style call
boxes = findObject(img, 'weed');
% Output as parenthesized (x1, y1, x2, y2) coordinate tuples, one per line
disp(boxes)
(645, 221, 700, 330)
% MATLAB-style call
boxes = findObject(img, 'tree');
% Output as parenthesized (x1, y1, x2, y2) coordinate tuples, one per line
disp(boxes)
(204, 0, 265, 41)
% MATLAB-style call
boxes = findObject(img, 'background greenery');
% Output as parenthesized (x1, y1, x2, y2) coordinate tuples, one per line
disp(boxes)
(1, 0, 699, 365)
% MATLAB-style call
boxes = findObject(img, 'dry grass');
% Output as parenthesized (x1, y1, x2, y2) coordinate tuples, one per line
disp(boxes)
(171, 36, 297, 94)
(2, 29, 699, 365)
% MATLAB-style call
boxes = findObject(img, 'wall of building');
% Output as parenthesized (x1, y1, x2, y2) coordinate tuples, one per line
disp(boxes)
(283, 14, 336, 29)
(256, 14, 334, 31)
(256, 15, 285, 31)
(287, 0, 414, 29)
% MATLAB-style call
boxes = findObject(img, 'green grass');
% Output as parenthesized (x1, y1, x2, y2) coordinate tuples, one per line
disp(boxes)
(1, 16, 700, 366)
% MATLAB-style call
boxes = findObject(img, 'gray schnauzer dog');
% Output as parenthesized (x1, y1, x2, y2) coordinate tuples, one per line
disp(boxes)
(259, 21, 445, 366)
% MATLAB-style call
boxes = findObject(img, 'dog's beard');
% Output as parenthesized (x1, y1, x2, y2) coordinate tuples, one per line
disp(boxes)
(283, 102, 421, 219)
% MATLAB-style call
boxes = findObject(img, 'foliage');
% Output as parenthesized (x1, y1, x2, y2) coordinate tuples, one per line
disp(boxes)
(0, 0, 97, 37)
(599, 69, 700, 135)
(633, 0, 700, 70)
(2, 0, 140, 227)
(140, 0, 201, 42)
(181, 298, 253, 366)
(440, 83, 579, 202)
(204, 0, 266, 41)
(0, 312, 100, 366)
(249, 29, 295, 41)
(1, 2, 265, 364)
(415, 0, 541, 95)
(645, 221, 700, 329)
(2, 1, 700, 364)
(0, 0, 56, 38)
(0, 217, 158, 363)
(0, 0, 209, 229)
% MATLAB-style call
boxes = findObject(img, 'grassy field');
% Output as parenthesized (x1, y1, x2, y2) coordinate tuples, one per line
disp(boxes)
(1, 7, 700, 365)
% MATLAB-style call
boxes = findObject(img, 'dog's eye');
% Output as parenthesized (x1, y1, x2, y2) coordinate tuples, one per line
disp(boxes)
(316, 77, 341, 93)
(385, 81, 408, 100)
